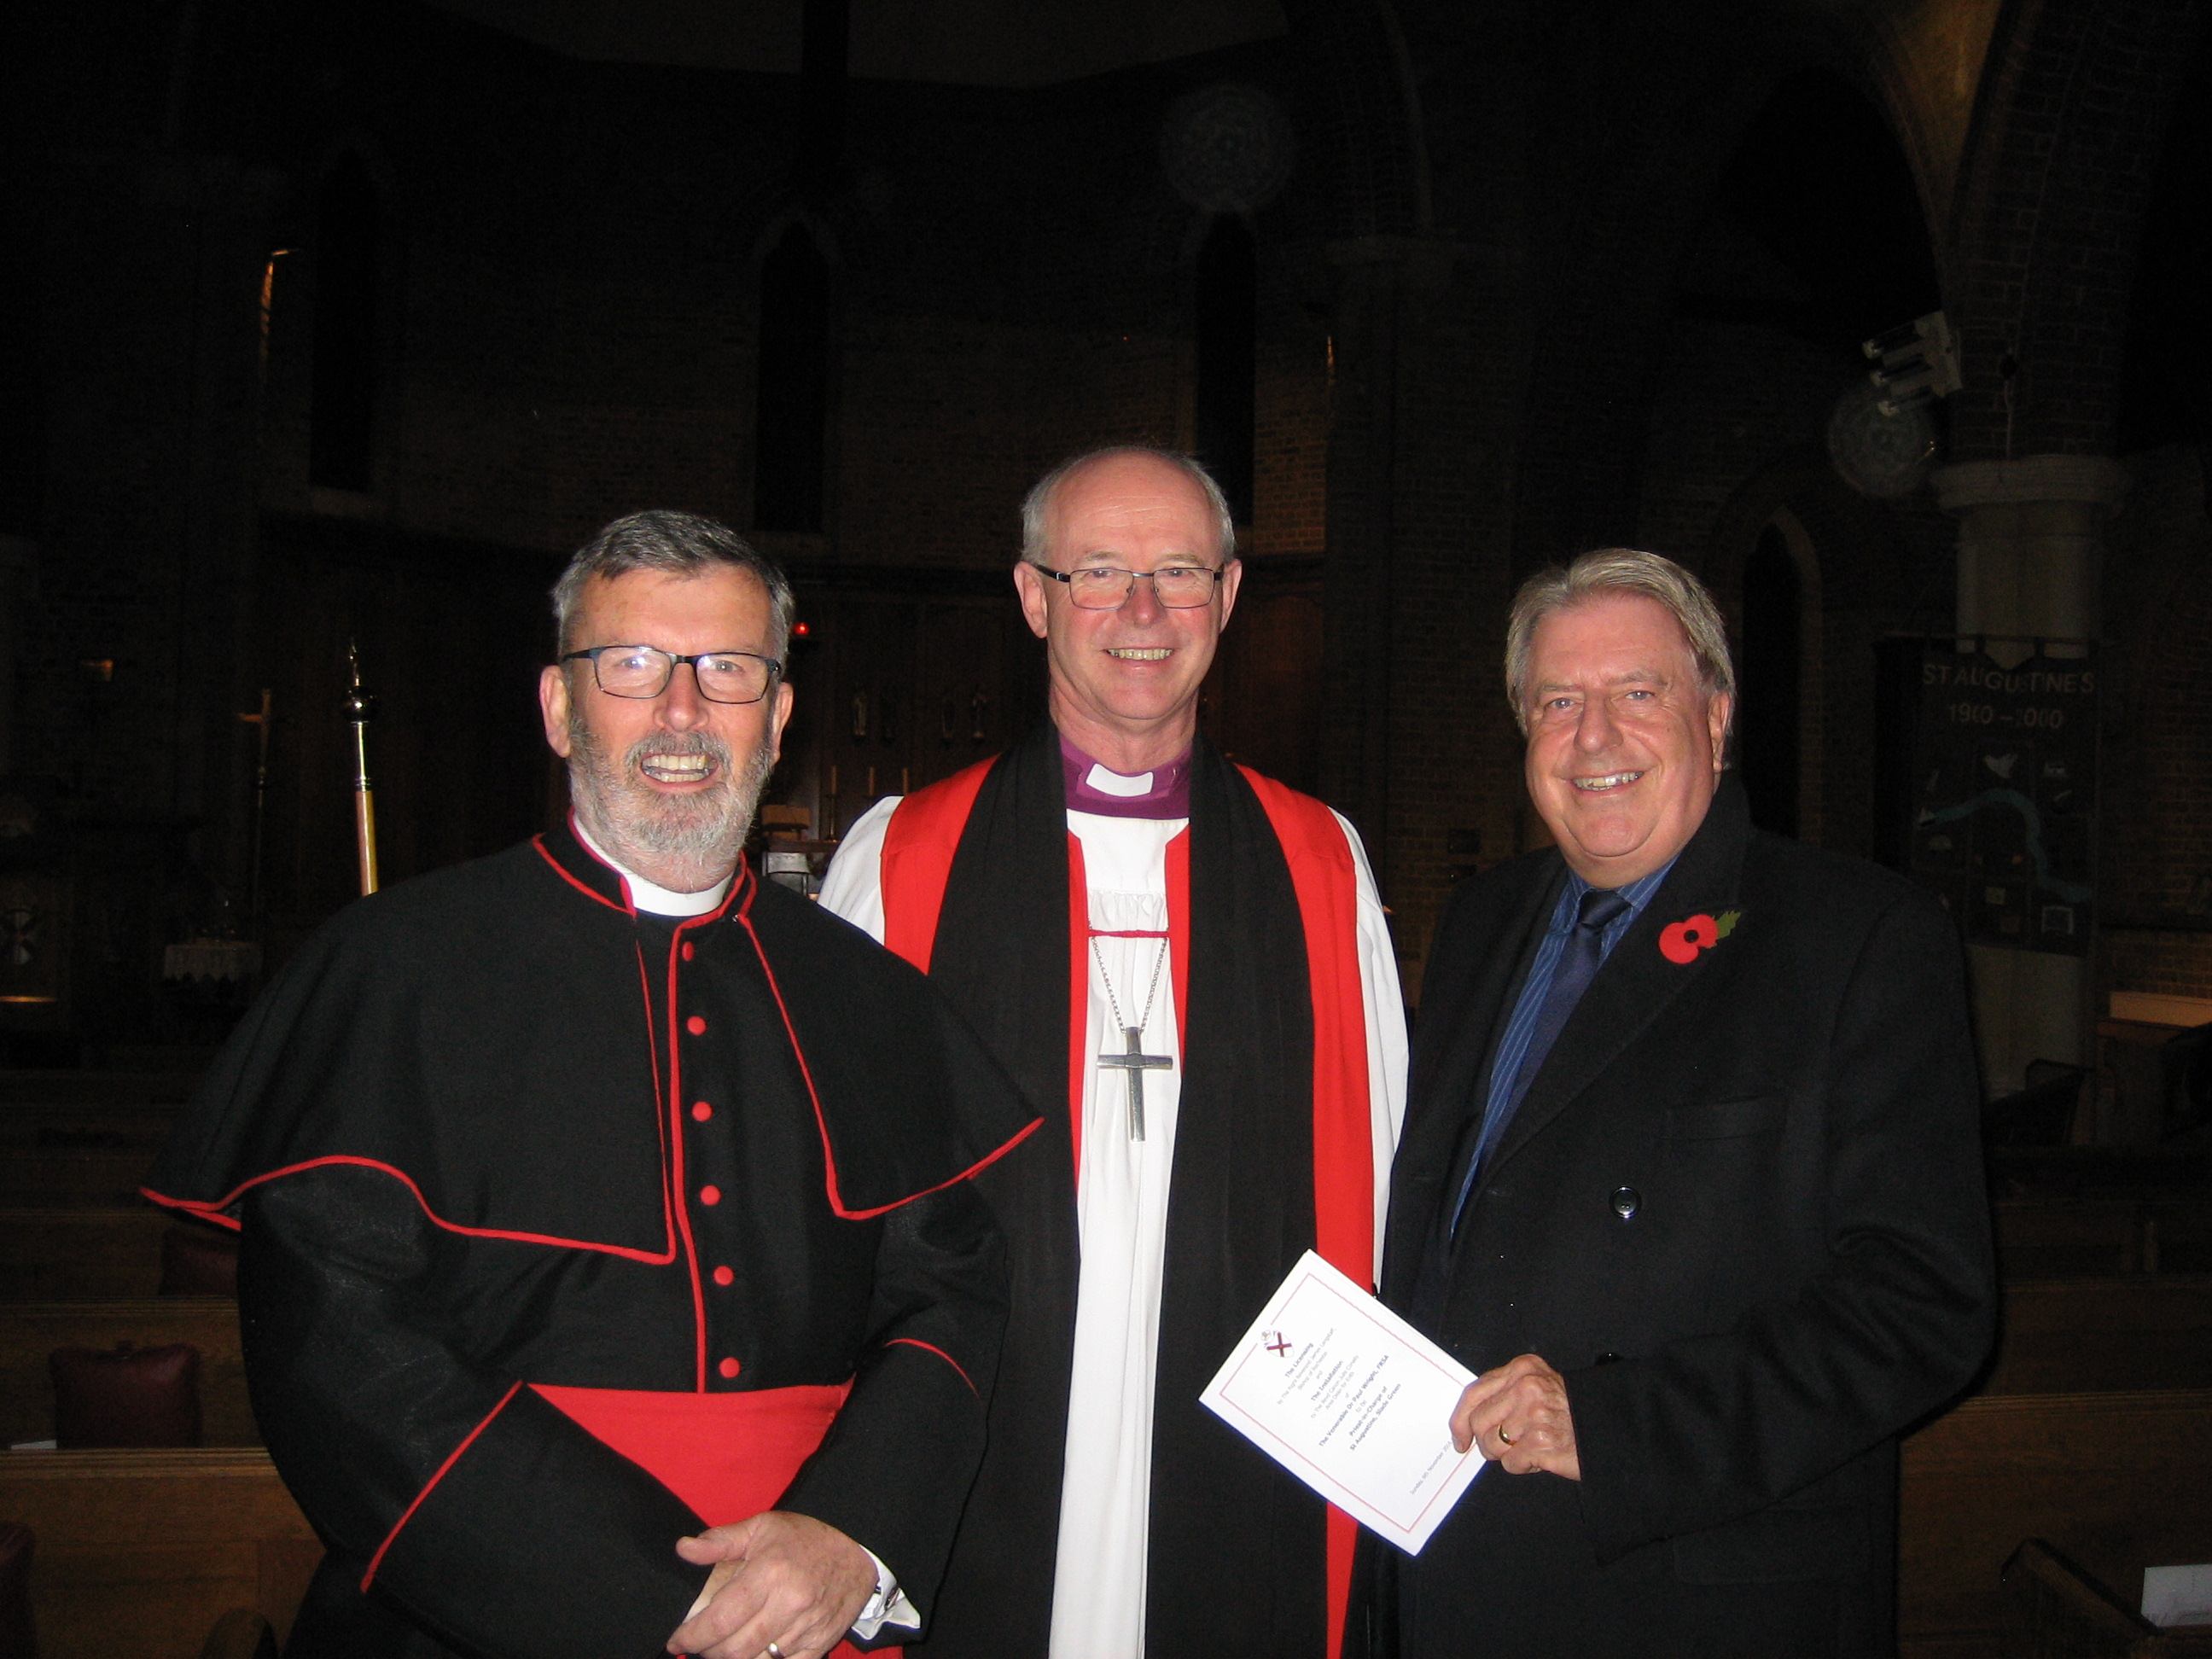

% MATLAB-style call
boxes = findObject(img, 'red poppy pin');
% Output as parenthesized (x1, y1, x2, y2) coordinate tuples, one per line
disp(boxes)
(1658, 910, 1740, 965)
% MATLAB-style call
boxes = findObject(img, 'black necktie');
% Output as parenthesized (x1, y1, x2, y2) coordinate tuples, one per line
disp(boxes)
(1445, 886, 1630, 1239)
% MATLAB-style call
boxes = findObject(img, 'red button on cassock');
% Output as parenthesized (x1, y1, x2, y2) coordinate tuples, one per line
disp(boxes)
(699, 1185, 721, 1206)
(713, 1266, 735, 1287)
(685, 1015, 707, 1036)
(681, 941, 696, 961)
(718, 1357, 741, 1379)
(691, 1101, 713, 1122)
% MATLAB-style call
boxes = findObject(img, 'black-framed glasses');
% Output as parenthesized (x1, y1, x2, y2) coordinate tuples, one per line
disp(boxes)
(560, 644, 783, 704)
(1033, 564, 1228, 610)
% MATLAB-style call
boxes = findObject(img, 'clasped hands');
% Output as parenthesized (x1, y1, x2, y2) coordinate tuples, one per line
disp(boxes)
(667, 1511, 875, 1659)
(1449, 1353, 1580, 1480)
(659, 1359, 1575, 1657)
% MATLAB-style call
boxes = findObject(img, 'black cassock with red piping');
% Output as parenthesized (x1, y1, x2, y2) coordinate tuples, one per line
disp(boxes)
(148, 822, 1039, 1659)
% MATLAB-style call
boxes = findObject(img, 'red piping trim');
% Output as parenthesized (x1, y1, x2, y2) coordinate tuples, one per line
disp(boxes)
(787, 1111, 1042, 1225)
(532, 829, 632, 915)
(885, 1114, 1043, 1214)
(734, 909, 842, 1216)
(736, 907, 1044, 1221)
(141, 1186, 245, 1231)
(724, 858, 756, 919)
(883, 1336, 978, 1396)
(362, 1380, 524, 1591)
(146, 1157, 678, 1261)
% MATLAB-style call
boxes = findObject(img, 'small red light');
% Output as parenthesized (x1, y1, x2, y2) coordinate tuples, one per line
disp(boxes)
(792, 621, 812, 637)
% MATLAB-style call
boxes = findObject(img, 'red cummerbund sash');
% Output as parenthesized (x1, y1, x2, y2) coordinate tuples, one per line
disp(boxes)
(533, 1380, 875, 1656)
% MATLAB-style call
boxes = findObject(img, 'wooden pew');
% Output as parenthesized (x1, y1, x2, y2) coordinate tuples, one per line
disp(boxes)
(2002, 1539, 2212, 1656)
(1991, 1145, 2212, 1201)
(0, 1097, 178, 1150)
(1994, 1195, 2212, 1278)
(0, 1208, 193, 1300)
(0, 1299, 254, 1447)
(0, 1145, 160, 1207)
(1899, 1388, 2212, 1656)
(0, 1071, 195, 1109)
(0, 1447, 318, 1659)
(1982, 1274, 2212, 1394)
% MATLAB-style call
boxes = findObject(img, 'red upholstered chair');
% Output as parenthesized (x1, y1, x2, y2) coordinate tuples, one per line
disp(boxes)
(48, 1341, 202, 1448)
(158, 1223, 241, 1297)
(0, 1522, 35, 1659)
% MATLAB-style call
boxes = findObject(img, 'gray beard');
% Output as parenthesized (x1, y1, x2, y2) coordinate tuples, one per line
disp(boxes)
(565, 718, 777, 893)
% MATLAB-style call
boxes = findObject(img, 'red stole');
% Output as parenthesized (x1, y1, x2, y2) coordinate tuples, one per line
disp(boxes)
(877, 756, 1372, 1657)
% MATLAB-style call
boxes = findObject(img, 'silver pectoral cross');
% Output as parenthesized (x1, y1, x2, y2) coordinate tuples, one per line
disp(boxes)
(1098, 1026, 1172, 1140)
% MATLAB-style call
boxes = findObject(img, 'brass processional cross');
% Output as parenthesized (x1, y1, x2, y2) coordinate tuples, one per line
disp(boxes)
(1098, 1027, 1172, 1140)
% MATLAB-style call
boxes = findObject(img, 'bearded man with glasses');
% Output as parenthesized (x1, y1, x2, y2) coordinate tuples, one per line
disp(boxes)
(821, 448, 1408, 1659)
(152, 510, 1037, 1659)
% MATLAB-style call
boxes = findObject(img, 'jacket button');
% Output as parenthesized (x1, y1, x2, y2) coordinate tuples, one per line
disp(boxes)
(1610, 1186, 1640, 1220)
(713, 1266, 735, 1287)
(699, 1185, 721, 1207)
(681, 941, 696, 961)
(691, 1101, 713, 1122)
(685, 1015, 707, 1036)
(718, 1356, 741, 1379)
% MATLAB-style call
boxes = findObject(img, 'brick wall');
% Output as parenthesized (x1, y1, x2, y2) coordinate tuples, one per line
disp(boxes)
(2098, 443, 2212, 1002)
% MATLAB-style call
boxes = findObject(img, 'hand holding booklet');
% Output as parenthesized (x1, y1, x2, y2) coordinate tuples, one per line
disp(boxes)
(1200, 1250, 1484, 1553)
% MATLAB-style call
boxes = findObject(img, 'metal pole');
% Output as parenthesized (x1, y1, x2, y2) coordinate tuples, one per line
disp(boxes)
(346, 643, 380, 895)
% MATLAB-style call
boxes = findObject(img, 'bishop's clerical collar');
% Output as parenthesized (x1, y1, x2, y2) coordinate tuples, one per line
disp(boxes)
(571, 816, 731, 917)
(1059, 731, 1193, 820)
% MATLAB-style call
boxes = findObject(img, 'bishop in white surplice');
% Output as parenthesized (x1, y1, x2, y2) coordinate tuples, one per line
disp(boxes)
(822, 765, 1405, 1656)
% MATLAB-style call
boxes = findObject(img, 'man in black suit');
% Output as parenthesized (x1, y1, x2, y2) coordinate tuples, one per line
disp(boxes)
(1368, 550, 1994, 1656)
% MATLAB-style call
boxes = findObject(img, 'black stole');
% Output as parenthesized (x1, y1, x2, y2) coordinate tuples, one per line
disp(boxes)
(920, 721, 1327, 1658)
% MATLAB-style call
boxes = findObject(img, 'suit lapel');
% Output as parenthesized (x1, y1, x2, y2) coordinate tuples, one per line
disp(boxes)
(1385, 859, 1563, 1291)
(1417, 866, 1563, 1122)
(1484, 780, 1754, 1179)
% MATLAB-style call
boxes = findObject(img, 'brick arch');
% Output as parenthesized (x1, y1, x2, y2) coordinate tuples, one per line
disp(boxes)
(1703, 450, 1923, 620)
(1702, 448, 1939, 854)
(1504, 21, 1936, 577)
(1945, 0, 2210, 460)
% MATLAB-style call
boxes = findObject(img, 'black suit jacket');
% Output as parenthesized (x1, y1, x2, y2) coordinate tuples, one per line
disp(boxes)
(1367, 780, 1994, 1658)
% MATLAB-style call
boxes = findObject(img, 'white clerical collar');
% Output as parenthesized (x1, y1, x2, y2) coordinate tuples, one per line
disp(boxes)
(1084, 762, 1154, 797)
(572, 818, 732, 917)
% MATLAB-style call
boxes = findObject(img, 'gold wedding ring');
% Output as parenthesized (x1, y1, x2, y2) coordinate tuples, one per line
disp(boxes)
(1497, 1426, 1516, 1446)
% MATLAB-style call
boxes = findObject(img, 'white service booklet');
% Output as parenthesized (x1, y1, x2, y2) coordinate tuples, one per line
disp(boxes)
(2143, 1563, 2212, 1628)
(1200, 1249, 1485, 1554)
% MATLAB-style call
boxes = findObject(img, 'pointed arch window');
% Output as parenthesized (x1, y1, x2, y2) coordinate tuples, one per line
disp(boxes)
(754, 223, 832, 533)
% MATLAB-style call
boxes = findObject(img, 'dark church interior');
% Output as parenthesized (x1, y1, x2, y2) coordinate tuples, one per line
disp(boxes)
(3, 0, 2209, 1650)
